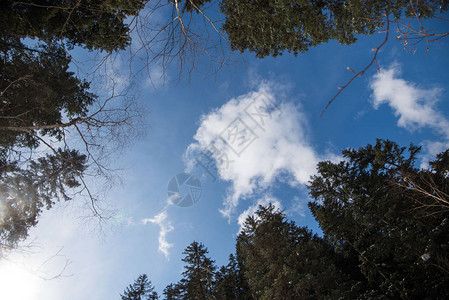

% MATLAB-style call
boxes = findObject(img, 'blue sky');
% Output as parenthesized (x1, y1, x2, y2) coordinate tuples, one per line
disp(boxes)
(0, 8, 449, 300)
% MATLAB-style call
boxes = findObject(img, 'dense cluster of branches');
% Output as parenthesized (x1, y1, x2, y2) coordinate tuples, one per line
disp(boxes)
(0, 0, 147, 254)
(0, 0, 238, 254)
(128, 0, 234, 82)
(220, 0, 448, 57)
(123, 140, 449, 299)
(121, 0, 449, 84)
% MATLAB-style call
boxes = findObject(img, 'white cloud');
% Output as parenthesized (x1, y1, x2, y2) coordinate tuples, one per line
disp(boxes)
(142, 211, 174, 259)
(237, 196, 282, 233)
(185, 82, 337, 219)
(144, 64, 168, 90)
(370, 65, 449, 138)
(96, 55, 130, 95)
(419, 140, 449, 169)
(285, 196, 306, 217)
(370, 64, 449, 168)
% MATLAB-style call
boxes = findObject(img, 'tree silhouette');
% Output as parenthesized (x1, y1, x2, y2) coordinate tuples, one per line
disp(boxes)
(179, 241, 217, 299)
(121, 274, 158, 300)
(309, 139, 449, 297)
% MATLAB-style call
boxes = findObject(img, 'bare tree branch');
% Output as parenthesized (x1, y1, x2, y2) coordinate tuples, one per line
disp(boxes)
(321, 0, 449, 116)
(321, 11, 391, 117)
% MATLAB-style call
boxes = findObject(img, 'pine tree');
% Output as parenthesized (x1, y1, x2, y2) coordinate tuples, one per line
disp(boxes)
(178, 241, 217, 300)
(0, 36, 96, 251)
(163, 283, 183, 300)
(237, 204, 354, 299)
(121, 274, 158, 300)
(0, 0, 146, 253)
(220, 0, 448, 58)
(214, 254, 249, 299)
(0, 149, 87, 250)
(1, 0, 146, 52)
(0, 39, 95, 156)
(124, 143, 449, 299)
(308, 139, 449, 298)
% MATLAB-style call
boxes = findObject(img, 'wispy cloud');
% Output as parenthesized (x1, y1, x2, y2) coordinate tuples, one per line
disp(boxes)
(285, 196, 306, 217)
(185, 82, 337, 219)
(97, 55, 130, 95)
(370, 64, 449, 138)
(142, 211, 174, 259)
(144, 64, 168, 90)
(419, 140, 449, 169)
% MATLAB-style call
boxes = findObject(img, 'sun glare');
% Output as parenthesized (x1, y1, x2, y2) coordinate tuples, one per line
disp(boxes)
(0, 261, 40, 300)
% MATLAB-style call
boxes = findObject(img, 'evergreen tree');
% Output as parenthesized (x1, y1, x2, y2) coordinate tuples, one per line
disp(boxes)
(308, 139, 449, 298)
(1, 0, 146, 52)
(178, 241, 217, 300)
(237, 204, 355, 299)
(0, 0, 147, 253)
(0, 36, 96, 251)
(214, 254, 249, 299)
(121, 274, 158, 300)
(163, 283, 183, 300)
(0, 0, 148, 167)
(0, 38, 95, 157)
(122, 140, 449, 299)
(0, 149, 87, 250)
(220, 0, 448, 58)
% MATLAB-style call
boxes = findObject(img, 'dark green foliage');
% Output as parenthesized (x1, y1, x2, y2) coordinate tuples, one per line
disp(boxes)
(0, 0, 147, 253)
(121, 274, 159, 300)
(0, 0, 146, 52)
(162, 241, 248, 300)
(214, 254, 248, 299)
(220, 0, 448, 57)
(153, 140, 448, 299)
(0, 37, 96, 155)
(183, 0, 212, 12)
(0, 0, 146, 168)
(308, 139, 449, 298)
(179, 241, 217, 299)
(236, 204, 354, 299)
(0, 36, 97, 251)
(163, 283, 183, 300)
(0, 149, 87, 250)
